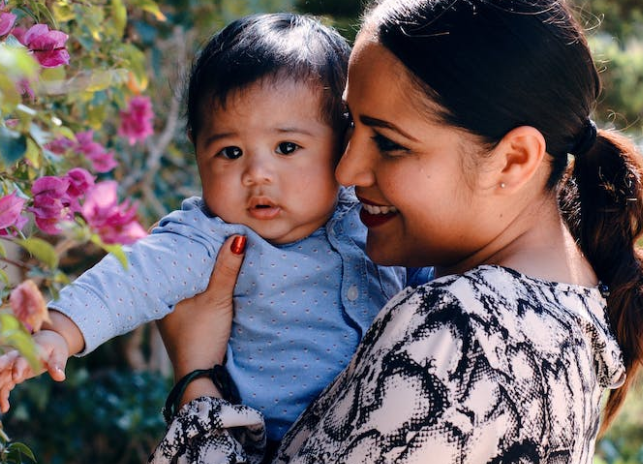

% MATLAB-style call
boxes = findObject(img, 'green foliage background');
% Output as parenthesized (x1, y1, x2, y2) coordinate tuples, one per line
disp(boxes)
(1, 0, 642, 462)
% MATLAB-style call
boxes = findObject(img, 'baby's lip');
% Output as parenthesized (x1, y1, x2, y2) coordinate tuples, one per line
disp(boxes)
(247, 196, 281, 220)
(248, 196, 278, 209)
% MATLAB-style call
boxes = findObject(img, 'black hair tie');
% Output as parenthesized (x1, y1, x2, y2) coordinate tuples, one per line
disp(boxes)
(571, 119, 597, 156)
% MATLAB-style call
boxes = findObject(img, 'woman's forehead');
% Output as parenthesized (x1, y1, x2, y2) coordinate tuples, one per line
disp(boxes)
(347, 38, 444, 124)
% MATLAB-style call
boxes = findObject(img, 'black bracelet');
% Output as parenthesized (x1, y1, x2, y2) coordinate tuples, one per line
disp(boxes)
(162, 364, 241, 423)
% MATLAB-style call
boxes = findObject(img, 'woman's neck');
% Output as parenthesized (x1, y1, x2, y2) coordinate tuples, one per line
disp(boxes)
(436, 195, 597, 287)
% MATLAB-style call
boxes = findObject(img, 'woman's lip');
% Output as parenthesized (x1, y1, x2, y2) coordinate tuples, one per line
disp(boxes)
(357, 196, 385, 206)
(358, 204, 398, 228)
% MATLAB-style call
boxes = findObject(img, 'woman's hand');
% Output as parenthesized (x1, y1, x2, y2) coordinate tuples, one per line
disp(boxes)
(157, 234, 246, 406)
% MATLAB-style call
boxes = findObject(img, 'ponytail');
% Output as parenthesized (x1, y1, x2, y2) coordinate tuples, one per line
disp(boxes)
(559, 130, 643, 433)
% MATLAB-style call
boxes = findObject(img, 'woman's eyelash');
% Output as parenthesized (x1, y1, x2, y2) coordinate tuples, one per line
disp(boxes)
(372, 133, 409, 153)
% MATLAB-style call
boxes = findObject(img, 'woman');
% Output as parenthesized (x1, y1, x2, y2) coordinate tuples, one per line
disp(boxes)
(152, 0, 643, 462)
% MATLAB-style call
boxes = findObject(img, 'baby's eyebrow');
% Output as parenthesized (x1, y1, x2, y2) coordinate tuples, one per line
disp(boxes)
(274, 127, 315, 137)
(203, 131, 236, 147)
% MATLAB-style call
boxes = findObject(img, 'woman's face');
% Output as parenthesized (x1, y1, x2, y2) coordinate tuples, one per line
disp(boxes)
(337, 36, 500, 269)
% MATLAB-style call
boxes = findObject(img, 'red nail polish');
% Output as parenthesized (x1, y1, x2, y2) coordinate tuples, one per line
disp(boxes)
(230, 236, 247, 255)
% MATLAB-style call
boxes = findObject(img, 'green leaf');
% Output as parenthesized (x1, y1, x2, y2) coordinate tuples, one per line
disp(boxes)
(91, 234, 128, 269)
(0, 126, 28, 165)
(0, 73, 22, 109)
(111, 0, 128, 37)
(16, 238, 59, 269)
(24, 138, 42, 169)
(0, 312, 40, 371)
(5, 441, 37, 463)
(119, 43, 148, 90)
(31, 1, 58, 28)
(0, 44, 39, 80)
(0, 268, 9, 286)
(52, 1, 76, 22)
(132, 0, 166, 21)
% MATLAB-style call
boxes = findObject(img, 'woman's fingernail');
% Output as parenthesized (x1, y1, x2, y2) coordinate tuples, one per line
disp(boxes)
(230, 236, 247, 255)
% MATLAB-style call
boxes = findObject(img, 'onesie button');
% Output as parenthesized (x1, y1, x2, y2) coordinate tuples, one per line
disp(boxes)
(347, 285, 359, 301)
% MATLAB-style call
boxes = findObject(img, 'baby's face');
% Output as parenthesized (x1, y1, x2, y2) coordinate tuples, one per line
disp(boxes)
(194, 79, 340, 244)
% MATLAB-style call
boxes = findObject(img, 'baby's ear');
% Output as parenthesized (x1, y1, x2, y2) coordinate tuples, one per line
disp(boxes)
(494, 126, 547, 193)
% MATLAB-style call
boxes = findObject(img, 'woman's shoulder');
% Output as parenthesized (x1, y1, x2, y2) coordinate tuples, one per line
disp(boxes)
(378, 263, 612, 353)
(380, 264, 623, 388)
(409, 264, 607, 314)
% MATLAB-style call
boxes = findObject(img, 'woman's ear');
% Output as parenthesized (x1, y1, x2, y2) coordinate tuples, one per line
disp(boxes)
(494, 126, 547, 192)
(187, 129, 194, 144)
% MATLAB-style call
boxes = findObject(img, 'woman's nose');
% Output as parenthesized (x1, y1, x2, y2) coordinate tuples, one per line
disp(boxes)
(335, 136, 375, 187)
(242, 154, 274, 186)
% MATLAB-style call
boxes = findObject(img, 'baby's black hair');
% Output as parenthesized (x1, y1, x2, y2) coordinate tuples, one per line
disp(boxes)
(186, 13, 351, 141)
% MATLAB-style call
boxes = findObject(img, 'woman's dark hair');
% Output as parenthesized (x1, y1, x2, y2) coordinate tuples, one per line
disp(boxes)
(186, 12, 351, 140)
(366, 0, 643, 432)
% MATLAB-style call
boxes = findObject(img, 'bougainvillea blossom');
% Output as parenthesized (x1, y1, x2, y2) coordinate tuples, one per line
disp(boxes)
(9, 280, 50, 333)
(75, 131, 118, 173)
(15, 23, 70, 68)
(44, 136, 74, 155)
(64, 168, 95, 212)
(82, 181, 147, 245)
(0, 191, 27, 234)
(118, 96, 154, 145)
(30, 175, 72, 234)
(45, 131, 117, 173)
(0, 12, 16, 37)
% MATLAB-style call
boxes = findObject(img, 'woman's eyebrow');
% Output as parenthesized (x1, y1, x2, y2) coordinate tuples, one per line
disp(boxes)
(359, 115, 419, 142)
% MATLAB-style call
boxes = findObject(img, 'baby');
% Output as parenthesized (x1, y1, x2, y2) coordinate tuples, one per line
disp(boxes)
(0, 13, 424, 442)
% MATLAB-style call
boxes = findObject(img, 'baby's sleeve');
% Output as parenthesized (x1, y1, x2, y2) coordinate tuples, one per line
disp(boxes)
(49, 202, 239, 355)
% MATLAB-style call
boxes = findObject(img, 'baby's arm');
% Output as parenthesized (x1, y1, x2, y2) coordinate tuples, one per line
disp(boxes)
(158, 235, 246, 407)
(0, 309, 85, 413)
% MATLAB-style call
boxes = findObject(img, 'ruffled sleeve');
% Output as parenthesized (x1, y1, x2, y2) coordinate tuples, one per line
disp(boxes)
(149, 397, 266, 464)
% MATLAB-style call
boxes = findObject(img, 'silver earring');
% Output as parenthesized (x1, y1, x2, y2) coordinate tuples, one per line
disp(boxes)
(500, 182, 506, 189)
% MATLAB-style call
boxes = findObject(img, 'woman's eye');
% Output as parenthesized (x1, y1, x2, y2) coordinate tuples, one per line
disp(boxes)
(276, 142, 300, 155)
(372, 133, 408, 155)
(217, 146, 243, 159)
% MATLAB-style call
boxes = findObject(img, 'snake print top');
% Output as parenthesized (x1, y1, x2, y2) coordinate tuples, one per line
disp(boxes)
(274, 265, 626, 463)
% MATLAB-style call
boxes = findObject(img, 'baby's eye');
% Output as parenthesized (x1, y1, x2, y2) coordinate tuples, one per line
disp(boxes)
(217, 146, 243, 159)
(276, 142, 300, 155)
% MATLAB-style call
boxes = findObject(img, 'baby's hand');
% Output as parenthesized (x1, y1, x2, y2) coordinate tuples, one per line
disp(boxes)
(0, 329, 69, 413)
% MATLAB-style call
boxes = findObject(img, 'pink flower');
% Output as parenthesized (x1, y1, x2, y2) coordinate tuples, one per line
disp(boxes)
(45, 132, 117, 173)
(18, 23, 70, 68)
(9, 280, 50, 333)
(82, 181, 147, 245)
(0, 12, 16, 37)
(11, 25, 25, 43)
(45, 136, 74, 155)
(75, 131, 118, 173)
(64, 168, 95, 212)
(118, 96, 154, 145)
(30, 176, 72, 234)
(0, 191, 27, 234)
(65, 168, 95, 198)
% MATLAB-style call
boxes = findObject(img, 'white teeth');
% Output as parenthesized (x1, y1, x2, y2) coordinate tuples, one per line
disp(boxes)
(362, 203, 398, 215)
